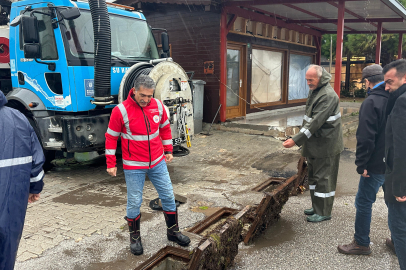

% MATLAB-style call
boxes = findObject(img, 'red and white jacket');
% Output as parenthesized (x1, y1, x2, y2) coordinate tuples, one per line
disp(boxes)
(105, 91, 173, 170)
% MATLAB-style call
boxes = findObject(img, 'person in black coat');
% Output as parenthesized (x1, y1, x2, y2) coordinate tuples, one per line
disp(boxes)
(382, 59, 406, 270)
(338, 64, 389, 255)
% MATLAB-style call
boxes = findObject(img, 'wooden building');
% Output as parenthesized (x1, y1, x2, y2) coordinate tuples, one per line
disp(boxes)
(116, 0, 406, 123)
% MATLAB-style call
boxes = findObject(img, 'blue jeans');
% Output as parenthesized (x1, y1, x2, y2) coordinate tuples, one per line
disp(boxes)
(387, 202, 406, 270)
(124, 160, 176, 219)
(354, 172, 385, 246)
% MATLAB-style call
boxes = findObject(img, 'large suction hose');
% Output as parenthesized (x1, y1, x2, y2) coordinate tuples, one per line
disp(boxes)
(118, 63, 154, 103)
(89, 0, 113, 106)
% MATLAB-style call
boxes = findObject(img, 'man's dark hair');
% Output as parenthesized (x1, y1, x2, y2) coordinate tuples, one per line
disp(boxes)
(382, 59, 406, 78)
(365, 74, 384, 84)
(134, 75, 156, 91)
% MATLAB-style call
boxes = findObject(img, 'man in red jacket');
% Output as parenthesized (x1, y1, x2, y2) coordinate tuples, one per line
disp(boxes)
(105, 75, 190, 256)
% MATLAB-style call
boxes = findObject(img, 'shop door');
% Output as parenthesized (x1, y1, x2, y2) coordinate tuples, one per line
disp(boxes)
(226, 45, 245, 119)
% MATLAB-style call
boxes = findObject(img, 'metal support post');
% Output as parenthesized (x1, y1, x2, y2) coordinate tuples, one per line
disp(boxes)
(398, 33, 403, 59)
(315, 36, 322, 65)
(376, 22, 382, 64)
(220, 8, 227, 122)
(334, 0, 345, 97)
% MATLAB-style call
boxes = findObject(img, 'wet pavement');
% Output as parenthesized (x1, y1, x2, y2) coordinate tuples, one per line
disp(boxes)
(226, 102, 361, 131)
(14, 126, 399, 270)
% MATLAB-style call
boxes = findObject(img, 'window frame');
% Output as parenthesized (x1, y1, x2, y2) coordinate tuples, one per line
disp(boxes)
(249, 45, 288, 109)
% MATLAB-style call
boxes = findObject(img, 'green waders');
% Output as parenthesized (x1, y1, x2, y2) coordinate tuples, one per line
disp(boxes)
(307, 153, 340, 216)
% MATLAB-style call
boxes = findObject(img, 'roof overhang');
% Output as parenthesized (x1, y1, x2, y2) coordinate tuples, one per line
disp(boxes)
(222, 0, 406, 34)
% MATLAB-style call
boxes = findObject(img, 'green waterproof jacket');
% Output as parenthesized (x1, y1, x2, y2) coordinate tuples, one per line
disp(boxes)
(292, 68, 344, 158)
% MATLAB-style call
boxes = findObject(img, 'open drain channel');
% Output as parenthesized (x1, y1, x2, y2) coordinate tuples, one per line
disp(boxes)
(135, 158, 308, 270)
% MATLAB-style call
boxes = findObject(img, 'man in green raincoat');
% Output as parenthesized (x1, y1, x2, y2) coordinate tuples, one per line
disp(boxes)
(283, 65, 343, 222)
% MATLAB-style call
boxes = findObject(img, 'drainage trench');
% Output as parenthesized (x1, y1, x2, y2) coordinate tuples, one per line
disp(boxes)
(135, 158, 308, 270)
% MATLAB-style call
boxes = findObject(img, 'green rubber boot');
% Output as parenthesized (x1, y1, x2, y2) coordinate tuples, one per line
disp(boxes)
(304, 208, 314, 215)
(307, 214, 331, 223)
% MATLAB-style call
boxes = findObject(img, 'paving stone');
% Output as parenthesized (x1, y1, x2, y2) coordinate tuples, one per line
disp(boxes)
(16, 251, 38, 262)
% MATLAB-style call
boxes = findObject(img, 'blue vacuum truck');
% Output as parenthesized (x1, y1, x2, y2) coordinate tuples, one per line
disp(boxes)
(0, 0, 194, 169)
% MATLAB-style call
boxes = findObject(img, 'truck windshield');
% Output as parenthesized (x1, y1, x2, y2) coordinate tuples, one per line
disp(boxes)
(63, 10, 159, 60)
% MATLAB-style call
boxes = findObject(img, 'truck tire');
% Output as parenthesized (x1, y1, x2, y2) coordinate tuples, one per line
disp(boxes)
(27, 116, 55, 172)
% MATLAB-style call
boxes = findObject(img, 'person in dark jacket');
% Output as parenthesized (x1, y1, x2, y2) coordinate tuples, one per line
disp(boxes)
(283, 65, 344, 223)
(338, 64, 389, 255)
(382, 59, 406, 270)
(0, 90, 45, 270)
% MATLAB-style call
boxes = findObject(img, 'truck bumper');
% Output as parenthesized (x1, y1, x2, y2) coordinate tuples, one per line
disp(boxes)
(61, 114, 110, 152)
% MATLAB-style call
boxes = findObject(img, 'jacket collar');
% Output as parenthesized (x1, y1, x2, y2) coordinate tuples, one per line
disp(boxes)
(386, 83, 406, 116)
(368, 82, 389, 98)
(312, 68, 332, 92)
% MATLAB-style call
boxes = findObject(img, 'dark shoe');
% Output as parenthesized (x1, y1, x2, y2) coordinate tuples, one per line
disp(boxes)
(125, 215, 143, 255)
(304, 208, 314, 215)
(307, 214, 331, 223)
(386, 238, 396, 255)
(163, 210, 191, 246)
(337, 239, 371, 255)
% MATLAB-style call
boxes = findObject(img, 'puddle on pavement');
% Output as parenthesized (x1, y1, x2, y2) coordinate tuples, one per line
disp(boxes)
(190, 206, 223, 217)
(248, 218, 295, 252)
(53, 178, 127, 207)
(77, 247, 149, 270)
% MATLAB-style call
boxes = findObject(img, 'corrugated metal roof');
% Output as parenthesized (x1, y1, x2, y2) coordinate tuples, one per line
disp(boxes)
(221, 0, 406, 34)
(116, 0, 406, 34)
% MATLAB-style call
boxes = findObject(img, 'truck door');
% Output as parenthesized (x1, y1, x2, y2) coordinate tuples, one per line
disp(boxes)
(16, 6, 73, 112)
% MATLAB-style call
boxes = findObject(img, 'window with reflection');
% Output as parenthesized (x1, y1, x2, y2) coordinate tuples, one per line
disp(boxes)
(289, 54, 312, 100)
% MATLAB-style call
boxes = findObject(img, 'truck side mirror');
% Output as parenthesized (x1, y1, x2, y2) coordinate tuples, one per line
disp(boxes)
(161, 32, 170, 56)
(10, 15, 22, 27)
(23, 43, 41, 59)
(60, 7, 81, 20)
(22, 16, 39, 43)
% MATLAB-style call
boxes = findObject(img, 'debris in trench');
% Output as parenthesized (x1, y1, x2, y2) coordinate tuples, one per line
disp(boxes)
(189, 206, 250, 270)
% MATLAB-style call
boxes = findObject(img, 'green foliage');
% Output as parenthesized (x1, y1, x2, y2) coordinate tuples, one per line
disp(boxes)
(321, 0, 406, 66)
(354, 88, 366, 98)
(322, 33, 402, 66)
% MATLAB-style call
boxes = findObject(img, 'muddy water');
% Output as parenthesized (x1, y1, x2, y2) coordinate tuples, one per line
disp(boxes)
(53, 178, 128, 207)
(248, 218, 295, 252)
(73, 234, 149, 270)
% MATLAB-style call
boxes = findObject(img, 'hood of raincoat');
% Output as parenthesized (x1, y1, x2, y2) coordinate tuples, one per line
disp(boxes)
(0, 90, 6, 108)
(317, 68, 332, 89)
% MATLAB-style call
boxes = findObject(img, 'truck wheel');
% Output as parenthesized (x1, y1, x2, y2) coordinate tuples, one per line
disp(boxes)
(27, 116, 55, 172)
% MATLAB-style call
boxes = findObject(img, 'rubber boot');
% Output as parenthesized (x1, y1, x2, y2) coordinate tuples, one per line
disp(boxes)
(125, 214, 143, 255)
(304, 208, 314, 215)
(163, 210, 191, 246)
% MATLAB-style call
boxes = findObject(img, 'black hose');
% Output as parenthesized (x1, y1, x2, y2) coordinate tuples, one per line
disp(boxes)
(121, 64, 154, 99)
(89, 0, 112, 103)
(173, 145, 190, 157)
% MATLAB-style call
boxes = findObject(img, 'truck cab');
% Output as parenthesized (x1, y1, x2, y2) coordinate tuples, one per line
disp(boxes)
(6, 0, 159, 153)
